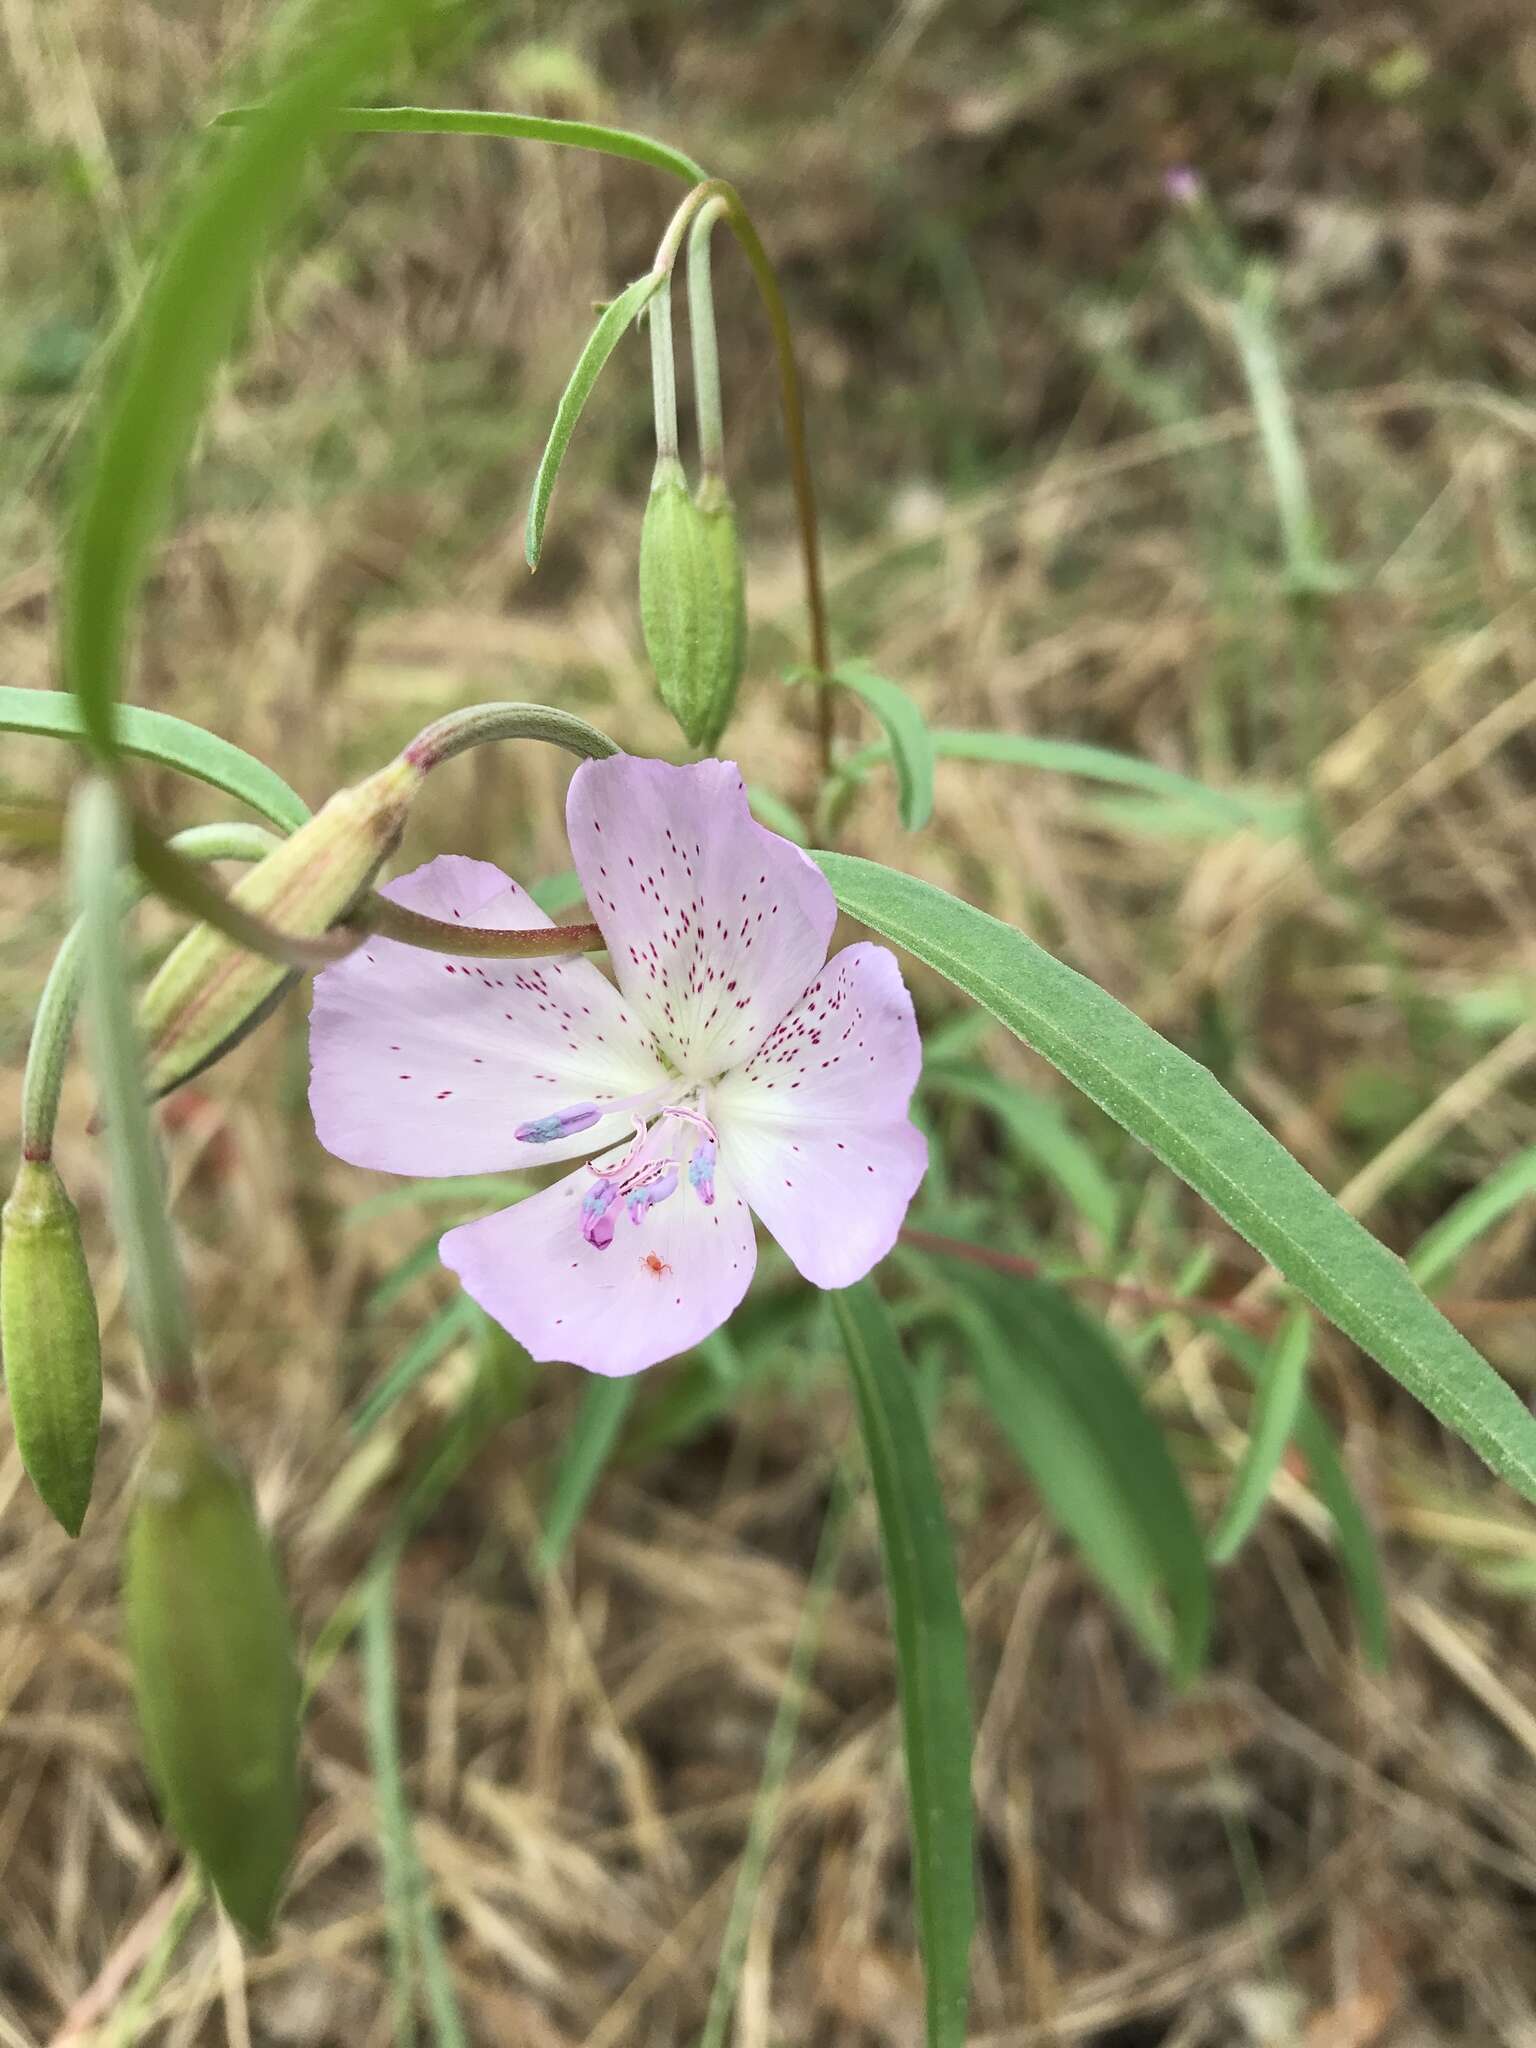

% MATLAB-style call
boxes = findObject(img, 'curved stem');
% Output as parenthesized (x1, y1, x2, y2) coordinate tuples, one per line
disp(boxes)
(403, 701, 619, 773)
(68, 778, 196, 1403)
(216, 105, 708, 186)
(688, 197, 730, 478)
(648, 273, 679, 463)
(22, 823, 281, 1163)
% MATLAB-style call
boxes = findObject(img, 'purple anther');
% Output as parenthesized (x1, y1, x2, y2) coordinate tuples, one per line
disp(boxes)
(625, 1167, 678, 1225)
(516, 1101, 602, 1145)
(580, 1177, 619, 1250)
(687, 1135, 717, 1207)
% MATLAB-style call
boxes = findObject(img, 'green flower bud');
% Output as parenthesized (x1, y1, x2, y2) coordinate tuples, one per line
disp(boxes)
(139, 754, 424, 1100)
(696, 472, 747, 747)
(639, 457, 746, 751)
(1, 1159, 102, 1536)
(125, 1412, 301, 1940)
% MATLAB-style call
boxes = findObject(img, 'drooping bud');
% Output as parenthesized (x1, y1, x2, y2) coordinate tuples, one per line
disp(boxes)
(138, 754, 424, 1101)
(1, 1159, 102, 1536)
(639, 457, 744, 751)
(695, 472, 746, 746)
(124, 1411, 301, 1940)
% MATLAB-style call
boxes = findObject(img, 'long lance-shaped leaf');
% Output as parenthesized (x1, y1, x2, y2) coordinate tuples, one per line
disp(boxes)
(817, 850, 1536, 1507)
(942, 1271, 1210, 1680)
(835, 1281, 973, 2048)
(525, 270, 664, 568)
(64, 0, 428, 753)
(216, 104, 707, 186)
(0, 686, 309, 832)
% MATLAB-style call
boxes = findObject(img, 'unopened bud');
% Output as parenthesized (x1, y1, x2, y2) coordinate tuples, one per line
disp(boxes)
(139, 755, 423, 1099)
(124, 1411, 301, 1940)
(639, 457, 745, 750)
(1, 1159, 102, 1536)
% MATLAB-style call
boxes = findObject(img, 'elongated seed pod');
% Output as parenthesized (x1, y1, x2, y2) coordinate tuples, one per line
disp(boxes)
(640, 456, 743, 750)
(139, 753, 424, 1100)
(0, 1159, 102, 1536)
(124, 1412, 301, 1940)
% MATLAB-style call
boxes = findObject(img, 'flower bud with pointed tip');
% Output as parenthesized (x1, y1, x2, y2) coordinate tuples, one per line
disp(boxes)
(139, 754, 424, 1101)
(1, 1159, 102, 1536)
(639, 456, 744, 750)
(696, 471, 747, 748)
(125, 1412, 301, 1940)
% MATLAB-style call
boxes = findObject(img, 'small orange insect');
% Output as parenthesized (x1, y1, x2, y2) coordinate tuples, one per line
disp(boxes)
(640, 1251, 672, 1279)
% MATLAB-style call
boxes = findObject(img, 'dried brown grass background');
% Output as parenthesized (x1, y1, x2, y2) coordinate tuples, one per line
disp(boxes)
(4, 2, 1536, 2042)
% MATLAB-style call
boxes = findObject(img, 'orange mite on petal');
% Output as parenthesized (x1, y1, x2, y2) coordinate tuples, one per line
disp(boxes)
(640, 1251, 672, 1278)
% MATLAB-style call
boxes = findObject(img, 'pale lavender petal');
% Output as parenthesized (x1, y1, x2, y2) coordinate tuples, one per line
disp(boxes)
(567, 756, 836, 1080)
(440, 1150, 757, 1375)
(712, 943, 925, 1287)
(309, 855, 666, 1177)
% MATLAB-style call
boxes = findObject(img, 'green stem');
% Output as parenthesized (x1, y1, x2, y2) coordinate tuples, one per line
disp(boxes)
(688, 197, 730, 478)
(68, 778, 196, 1403)
(648, 272, 679, 462)
(217, 104, 708, 185)
(21, 822, 281, 1164)
(402, 700, 619, 773)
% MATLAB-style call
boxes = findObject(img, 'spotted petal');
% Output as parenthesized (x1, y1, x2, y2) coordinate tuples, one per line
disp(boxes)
(440, 1147, 757, 1374)
(712, 943, 925, 1287)
(567, 756, 836, 1081)
(309, 856, 666, 1177)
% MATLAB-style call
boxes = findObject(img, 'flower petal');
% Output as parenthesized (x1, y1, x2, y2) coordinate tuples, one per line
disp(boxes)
(440, 1150, 757, 1375)
(567, 756, 836, 1080)
(712, 943, 926, 1287)
(309, 855, 667, 1177)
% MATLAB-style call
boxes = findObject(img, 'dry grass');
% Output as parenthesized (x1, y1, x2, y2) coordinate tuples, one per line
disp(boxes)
(4, 2, 1536, 2042)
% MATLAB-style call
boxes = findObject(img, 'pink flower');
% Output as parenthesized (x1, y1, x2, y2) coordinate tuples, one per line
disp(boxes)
(309, 757, 926, 1375)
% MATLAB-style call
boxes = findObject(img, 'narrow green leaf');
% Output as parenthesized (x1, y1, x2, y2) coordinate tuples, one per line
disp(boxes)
(1217, 1325, 1389, 1668)
(923, 1064, 1119, 1245)
(818, 850, 1536, 1509)
(0, 686, 309, 832)
(362, 1559, 469, 2048)
(1209, 1308, 1311, 1564)
(946, 1270, 1210, 1678)
(1408, 1146, 1536, 1292)
(834, 1282, 972, 2048)
(354, 1295, 482, 1437)
(830, 663, 935, 830)
(217, 103, 707, 186)
(65, 0, 423, 752)
(524, 270, 663, 569)
(535, 1375, 638, 1575)
(845, 727, 1293, 838)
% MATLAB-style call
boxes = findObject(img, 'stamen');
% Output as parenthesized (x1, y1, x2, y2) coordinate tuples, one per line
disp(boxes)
(516, 1101, 601, 1145)
(687, 1134, 716, 1207)
(587, 1115, 651, 1178)
(580, 1177, 619, 1250)
(626, 1165, 678, 1224)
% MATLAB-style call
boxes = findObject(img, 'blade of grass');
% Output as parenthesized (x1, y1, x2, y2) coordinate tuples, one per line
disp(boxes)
(1209, 1307, 1312, 1564)
(65, 0, 427, 752)
(1408, 1146, 1536, 1292)
(525, 270, 664, 568)
(835, 1281, 973, 2048)
(700, 1470, 852, 2048)
(353, 1295, 483, 1437)
(535, 1375, 639, 1575)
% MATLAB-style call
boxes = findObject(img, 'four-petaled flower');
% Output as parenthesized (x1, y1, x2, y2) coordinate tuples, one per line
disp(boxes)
(309, 757, 926, 1374)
